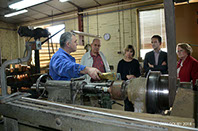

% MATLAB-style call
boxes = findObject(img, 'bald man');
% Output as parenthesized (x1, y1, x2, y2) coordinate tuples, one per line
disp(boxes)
(81, 38, 110, 82)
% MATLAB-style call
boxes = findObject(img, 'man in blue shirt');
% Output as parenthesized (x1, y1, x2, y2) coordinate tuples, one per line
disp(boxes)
(49, 32, 101, 81)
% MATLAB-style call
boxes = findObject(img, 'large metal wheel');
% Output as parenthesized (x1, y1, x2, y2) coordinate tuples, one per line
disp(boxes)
(146, 71, 169, 113)
(36, 73, 53, 98)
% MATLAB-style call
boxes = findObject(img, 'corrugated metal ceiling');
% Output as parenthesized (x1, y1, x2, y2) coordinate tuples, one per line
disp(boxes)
(0, 0, 126, 25)
(1, 0, 196, 25)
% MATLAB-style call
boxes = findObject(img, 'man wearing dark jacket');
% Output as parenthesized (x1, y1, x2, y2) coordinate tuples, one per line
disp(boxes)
(143, 35, 168, 76)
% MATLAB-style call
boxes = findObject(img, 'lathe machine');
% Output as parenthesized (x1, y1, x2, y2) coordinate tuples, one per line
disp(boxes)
(0, 63, 197, 131)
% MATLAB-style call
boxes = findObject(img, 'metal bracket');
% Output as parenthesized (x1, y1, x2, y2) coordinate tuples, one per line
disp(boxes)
(0, 92, 30, 104)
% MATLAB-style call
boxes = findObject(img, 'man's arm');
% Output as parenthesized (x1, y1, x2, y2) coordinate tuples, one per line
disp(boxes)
(153, 63, 168, 73)
(152, 53, 168, 73)
(146, 61, 167, 73)
(80, 67, 101, 80)
(143, 53, 151, 74)
(52, 55, 101, 80)
(51, 56, 85, 78)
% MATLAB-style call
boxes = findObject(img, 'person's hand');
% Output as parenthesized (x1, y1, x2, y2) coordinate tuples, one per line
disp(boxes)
(162, 61, 167, 65)
(148, 63, 154, 68)
(126, 75, 136, 80)
(86, 67, 101, 80)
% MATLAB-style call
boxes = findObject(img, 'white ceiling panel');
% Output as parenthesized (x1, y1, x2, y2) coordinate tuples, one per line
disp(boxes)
(30, 13, 48, 19)
(30, 4, 60, 16)
(24, 9, 39, 16)
(47, 0, 76, 12)
(0, 0, 164, 25)
(70, 0, 98, 8)
(20, 17, 36, 22)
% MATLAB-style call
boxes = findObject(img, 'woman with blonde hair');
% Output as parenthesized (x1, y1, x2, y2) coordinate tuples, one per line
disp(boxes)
(117, 45, 140, 111)
(176, 43, 198, 86)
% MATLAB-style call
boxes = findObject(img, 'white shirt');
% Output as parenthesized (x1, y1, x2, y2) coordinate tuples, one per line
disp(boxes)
(154, 50, 161, 65)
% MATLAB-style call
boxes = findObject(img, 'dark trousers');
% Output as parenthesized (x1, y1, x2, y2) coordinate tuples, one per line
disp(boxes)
(124, 97, 134, 112)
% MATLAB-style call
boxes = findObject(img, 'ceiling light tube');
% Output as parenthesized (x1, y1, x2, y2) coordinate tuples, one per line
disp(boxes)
(4, 9, 28, 17)
(9, 0, 49, 10)
(59, 0, 69, 2)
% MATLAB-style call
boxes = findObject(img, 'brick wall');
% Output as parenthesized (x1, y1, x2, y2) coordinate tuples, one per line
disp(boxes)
(0, 21, 25, 61)
(83, 9, 138, 72)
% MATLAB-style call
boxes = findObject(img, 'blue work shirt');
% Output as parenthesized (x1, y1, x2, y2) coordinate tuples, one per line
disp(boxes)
(49, 48, 86, 80)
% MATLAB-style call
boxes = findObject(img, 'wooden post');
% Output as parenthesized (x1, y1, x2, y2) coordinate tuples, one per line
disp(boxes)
(164, 0, 177, 107)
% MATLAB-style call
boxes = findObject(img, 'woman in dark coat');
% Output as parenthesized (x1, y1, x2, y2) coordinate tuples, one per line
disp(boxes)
(117, 45, 141, 111)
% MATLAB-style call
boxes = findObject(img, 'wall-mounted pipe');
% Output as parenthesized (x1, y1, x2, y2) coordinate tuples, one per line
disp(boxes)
(86, 13, 90, 44)
(0, 42, 32, 96)
(96, 8, 99, 36)
(71, 30, 101, 38)
(117, 6, 122, 54)
(0, 27, 16, 31)
(122, 6, 125, 48)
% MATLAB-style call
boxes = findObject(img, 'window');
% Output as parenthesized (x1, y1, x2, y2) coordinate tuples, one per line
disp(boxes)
(37, 24, 85, 70)
(139, 8, 167, 59)
(39, 24, 65, 68)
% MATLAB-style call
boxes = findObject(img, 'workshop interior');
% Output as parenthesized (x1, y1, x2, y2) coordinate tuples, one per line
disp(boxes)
(0, 0, 198, 130)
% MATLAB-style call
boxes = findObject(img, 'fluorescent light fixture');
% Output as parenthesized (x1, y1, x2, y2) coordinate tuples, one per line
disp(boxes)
(9, 0, 49, 10)
(59, 0, 69, 2)
(4, 9, 28, 17)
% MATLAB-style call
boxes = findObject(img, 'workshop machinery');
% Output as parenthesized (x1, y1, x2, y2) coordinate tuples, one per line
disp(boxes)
(0, 69, 197, 131)
(33, 71, 170, 114)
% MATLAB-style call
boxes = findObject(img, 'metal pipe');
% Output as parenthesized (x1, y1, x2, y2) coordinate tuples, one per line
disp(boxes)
(21, 97, 198, 130)
(86, 13, 90, 44)
(0, 27, 16, 31)
(0, 42, 32, 96)
(118, 6, 122, 53)
(41, 27, 65, 45)
(36, 73, 50, 92)
(71, 30, 101, 38)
